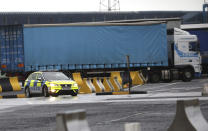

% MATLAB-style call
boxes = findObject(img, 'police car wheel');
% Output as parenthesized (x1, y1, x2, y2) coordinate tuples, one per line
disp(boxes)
(71, 93, 77, 96)
(25, 87, 31, 98)
(71, 90, 78, 96)
(43, 86, 49, 97)
(51, 94, 58, 97)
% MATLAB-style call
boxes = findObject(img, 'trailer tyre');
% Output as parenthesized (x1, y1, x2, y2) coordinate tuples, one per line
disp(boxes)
(150, 72, 161, 83)
(182, 68, 193, 82)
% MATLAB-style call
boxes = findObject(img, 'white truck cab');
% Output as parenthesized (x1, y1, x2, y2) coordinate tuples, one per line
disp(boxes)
(173, 28, 201, 79)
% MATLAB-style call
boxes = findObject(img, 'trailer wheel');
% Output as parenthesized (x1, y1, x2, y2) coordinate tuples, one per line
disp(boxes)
(182, 68, 193, 82)
(150, 72, 161, 83)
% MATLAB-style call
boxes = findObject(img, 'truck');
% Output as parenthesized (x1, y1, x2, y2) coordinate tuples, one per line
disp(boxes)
(0, 22, 201, 83)
(181, 24, 208, 74)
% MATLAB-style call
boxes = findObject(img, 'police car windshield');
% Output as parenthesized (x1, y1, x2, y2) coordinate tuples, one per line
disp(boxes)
(43, 72, 70, 81)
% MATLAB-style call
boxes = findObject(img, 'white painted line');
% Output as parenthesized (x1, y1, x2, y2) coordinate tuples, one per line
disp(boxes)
(148, 82, 178, 89)
(148, 86, 203, 92)
(97, 112, 143, 125)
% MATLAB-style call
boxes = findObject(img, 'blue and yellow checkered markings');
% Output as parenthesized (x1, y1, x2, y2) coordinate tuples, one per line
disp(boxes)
(33, 80, 38, 87)
(24, 80, 46, 92)
(25, 80, 30, 87)
(29, 80, 35, 87)
(41, 81, 47, 87)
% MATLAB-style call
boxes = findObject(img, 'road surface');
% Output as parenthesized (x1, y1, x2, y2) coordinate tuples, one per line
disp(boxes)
(0, 78, 208, 131)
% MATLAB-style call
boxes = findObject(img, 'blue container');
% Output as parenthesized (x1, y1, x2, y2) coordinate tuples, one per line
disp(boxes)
(0, 25, 24, 72)
(0, 23, 168, 73)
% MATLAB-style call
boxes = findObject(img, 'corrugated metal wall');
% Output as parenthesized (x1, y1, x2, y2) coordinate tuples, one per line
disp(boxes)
(0, 25, 24, 72)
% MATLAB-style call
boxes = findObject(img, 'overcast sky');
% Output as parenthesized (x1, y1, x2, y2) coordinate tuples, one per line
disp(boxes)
(0, 0, 205, 12)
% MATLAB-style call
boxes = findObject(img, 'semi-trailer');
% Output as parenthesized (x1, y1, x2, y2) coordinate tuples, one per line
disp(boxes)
(0, 22, 201, 82)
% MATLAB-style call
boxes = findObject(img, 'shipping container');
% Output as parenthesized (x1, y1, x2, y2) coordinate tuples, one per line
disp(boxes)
(0, 22, 168, 73)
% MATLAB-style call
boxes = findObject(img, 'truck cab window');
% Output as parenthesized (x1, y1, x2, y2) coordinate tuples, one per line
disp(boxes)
(189, 42, 198, 52)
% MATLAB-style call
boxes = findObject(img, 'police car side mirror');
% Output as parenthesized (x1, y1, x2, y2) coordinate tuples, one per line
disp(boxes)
(37, 78, 42, 81)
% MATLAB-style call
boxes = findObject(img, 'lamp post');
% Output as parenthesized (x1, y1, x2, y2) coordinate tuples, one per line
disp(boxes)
(126, 55, 131, 93)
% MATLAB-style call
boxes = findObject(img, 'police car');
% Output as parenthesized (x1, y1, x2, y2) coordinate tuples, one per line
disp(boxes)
(24, 71, 79, 97)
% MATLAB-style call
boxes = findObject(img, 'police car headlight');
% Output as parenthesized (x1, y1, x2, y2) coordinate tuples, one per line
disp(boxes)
(51, 89, 56, 93)
(50, 83, 58, 87)
(73, 83, 78, 87)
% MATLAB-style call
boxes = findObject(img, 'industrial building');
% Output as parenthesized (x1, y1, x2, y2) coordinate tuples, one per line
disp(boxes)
(0, 11, 203, 25)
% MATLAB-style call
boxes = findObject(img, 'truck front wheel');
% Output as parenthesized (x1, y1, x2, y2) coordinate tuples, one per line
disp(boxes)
(182, 68, 194, 82)
(150, 72, 161, 83)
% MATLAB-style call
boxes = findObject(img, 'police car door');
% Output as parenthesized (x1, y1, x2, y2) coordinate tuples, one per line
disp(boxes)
(29, 73, 38, 93)
(36, 73, 44, 94)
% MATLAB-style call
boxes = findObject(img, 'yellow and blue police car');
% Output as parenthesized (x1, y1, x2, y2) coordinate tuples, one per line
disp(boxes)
(24, 71, 79, 97)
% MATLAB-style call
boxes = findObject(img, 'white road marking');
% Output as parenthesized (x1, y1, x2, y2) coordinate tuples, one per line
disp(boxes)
(97, 112, 143, 125)
(148, 86, 203, 92)
(140, 82, 179, 90)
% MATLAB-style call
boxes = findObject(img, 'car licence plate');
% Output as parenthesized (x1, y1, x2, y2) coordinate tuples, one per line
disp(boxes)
(62, 85, 71, 90)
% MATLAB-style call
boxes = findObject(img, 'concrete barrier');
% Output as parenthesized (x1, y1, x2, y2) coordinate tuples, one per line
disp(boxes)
(73, 73, 92, 94)
(56, 109, 91, 131)
(103, 77, 114, 92)
(168, 99, 208, 131)
(110, 77, 122, 92)
(130, 71, 144, 85)
(96, 90, 147, 95)
(0, 94, 25, 99)
(125, 123, 141, 131)
(202, 84, 208, 96)
(92, 77, 105, 93)
(72, 73, 84, 87)
(0, 77, 21, 92)
(84, 78, 96, 93)
(110, 72, 122, 85)
(113, 77, 123, 91)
